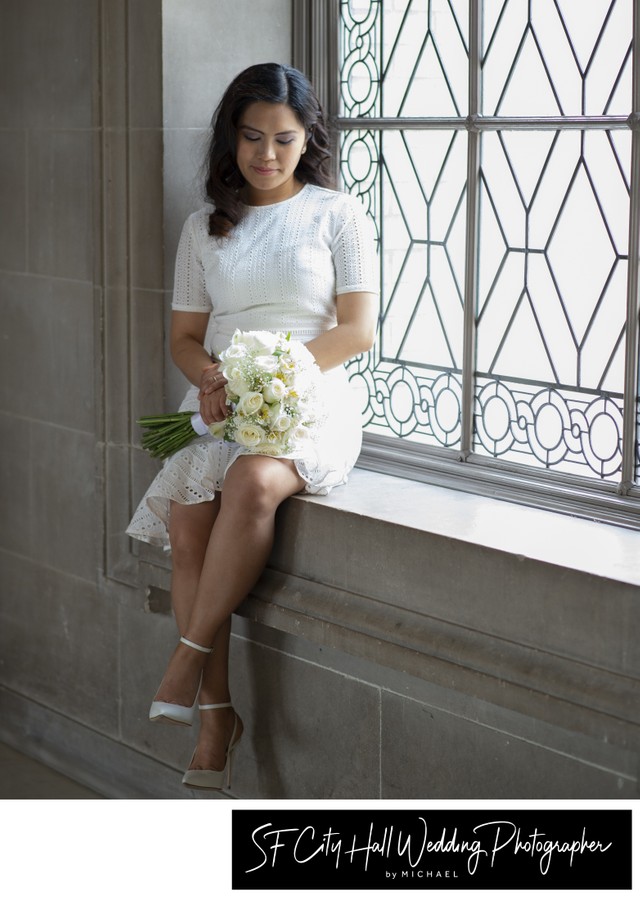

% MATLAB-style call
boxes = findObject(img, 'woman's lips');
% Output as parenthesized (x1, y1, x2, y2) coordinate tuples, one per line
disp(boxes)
(253, 167, 278, 175)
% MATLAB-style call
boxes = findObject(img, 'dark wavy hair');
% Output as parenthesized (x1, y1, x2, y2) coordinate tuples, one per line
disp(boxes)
(203, 63, 332, 237)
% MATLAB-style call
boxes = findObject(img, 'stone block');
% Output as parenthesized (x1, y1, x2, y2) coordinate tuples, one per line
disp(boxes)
(0, 551, 118, 733)
(0, 0, 93, 129)
(0, 413, 32, 556)
(103, 286, 130, 444)
(380, 691, 637, 799)
(26, 0, 96, 129)
(101, 131, 129, 290)
(105, 443, 142, 584)
(226, 628, 380, 798)
(128, 0, 163, 129)
(0, 273, 94, 431)
(99, 0, 127, 130)
(129, 130, 164, 290)
(28, 129, 93, 281)
(0, 2, 27, 128)
(130, 288, 165, 422)
(30, 421, 97, 580)
(0, 130, 26, 270)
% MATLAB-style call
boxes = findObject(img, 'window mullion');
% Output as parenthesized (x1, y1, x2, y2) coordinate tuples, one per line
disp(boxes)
(294, 0, 340, 183)
(620, 4, 640, 490)
(460, 0, 482, 459)
(292, 0, 311, 75)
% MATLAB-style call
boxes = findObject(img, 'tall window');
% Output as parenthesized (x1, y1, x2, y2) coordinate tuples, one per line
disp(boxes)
(300, 0, 640, 527)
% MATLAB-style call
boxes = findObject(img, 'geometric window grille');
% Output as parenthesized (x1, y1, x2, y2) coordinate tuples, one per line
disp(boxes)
(305, 0, 640, 527)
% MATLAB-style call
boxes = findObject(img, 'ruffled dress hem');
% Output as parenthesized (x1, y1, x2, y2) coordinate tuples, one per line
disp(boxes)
(126, 378, 362, 551)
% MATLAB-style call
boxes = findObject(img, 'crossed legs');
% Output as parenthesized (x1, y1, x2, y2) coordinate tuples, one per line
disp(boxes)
(155, 455, 305, 771)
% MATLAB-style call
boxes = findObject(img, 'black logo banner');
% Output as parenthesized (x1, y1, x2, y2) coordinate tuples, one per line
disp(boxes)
(232, 809, 632, 890)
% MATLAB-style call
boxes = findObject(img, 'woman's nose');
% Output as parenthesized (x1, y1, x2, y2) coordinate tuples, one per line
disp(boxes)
(259, 141, 276, 160)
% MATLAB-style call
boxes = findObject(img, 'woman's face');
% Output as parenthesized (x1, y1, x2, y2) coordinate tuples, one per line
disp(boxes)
(236, 101, 308, 205)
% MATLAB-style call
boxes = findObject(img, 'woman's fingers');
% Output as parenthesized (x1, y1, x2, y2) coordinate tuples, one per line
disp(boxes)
(199, 363, 226, 396)
(197, 363, 230, 423)
(216, 389, 229, 419)
(198, 367, 228, 400)
(199, 388, 229, 425)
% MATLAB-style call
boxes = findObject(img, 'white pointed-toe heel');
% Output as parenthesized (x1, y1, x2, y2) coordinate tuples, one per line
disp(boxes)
(181, 702, 242, 791)
(148, 636, 213, 726)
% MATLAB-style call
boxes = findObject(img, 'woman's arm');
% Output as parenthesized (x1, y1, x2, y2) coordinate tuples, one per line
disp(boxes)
(170, 310, 228, 423)
(170, 310, 214, 384)
(305, 291, 378, 371)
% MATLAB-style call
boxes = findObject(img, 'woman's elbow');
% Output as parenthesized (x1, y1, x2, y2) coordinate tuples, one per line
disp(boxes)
(169, 337, 182, 367)
(356, 315, 378, 353)
(356, 332, 376, 355)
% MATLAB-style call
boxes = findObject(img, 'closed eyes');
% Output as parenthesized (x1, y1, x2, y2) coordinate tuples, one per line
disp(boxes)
(243, 134, 295, 145)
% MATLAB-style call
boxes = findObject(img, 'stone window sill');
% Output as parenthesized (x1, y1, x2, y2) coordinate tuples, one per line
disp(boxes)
(297, 467, 640, 589)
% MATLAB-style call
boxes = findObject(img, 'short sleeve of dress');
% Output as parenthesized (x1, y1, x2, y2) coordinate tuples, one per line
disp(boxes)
(331, 196, 379, 297)
(171, 213, 212, 312)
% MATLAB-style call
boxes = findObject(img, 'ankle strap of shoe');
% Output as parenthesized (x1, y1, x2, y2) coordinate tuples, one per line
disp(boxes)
(199, 702, 232, 710)
(180, 636, 213, 654)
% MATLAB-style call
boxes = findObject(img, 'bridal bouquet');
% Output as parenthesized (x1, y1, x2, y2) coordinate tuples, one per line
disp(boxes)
(138, 330, 325, 461)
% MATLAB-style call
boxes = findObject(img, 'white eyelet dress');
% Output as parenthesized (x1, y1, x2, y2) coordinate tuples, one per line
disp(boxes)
(126, 184, 379, 549)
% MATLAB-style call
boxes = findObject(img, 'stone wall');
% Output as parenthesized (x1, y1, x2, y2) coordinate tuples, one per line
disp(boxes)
(0, 0, 109, 734)
(0, 0, 637, 801)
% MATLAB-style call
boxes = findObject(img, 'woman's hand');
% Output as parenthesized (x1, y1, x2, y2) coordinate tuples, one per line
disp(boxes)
(170, 311, 228, 424)
(198, 363, 229, 425)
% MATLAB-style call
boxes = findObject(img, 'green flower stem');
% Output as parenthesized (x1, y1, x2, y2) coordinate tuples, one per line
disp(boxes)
(137, 411, 201, 460)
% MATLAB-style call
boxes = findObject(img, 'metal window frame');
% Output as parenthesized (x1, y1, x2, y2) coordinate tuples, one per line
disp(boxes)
(295, 0, 640, 529)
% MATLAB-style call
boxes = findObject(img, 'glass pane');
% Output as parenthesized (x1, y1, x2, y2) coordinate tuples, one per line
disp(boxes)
(339, 0, 469, 118)
(475, 128, 631, 479)
(482, 0, 632, 116)
(342, 129, 468, 447)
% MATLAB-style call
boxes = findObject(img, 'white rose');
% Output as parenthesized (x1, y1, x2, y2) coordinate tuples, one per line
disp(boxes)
(237, 330, 280, 354)
(224, 365, 250, 398)
(221, 343, 247, 360)
(265, 402, 282, 425)
(207, 420, 227, 439)
(290, 424, 312, 444)
(272, 413, 291, 432)
(263, 378, 287, 403)
(256, 444, 282, 457)
(237, 391, 264, 415)
(254, 354, 279, 373)
(235, 423, 264, 447)
(258, 432, 286, 455)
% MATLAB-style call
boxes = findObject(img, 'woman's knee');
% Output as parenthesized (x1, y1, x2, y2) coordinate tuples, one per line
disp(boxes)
(222, 458, 302, 517)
